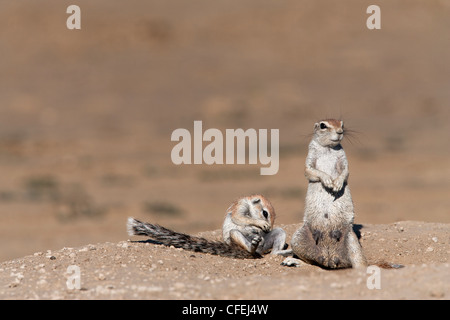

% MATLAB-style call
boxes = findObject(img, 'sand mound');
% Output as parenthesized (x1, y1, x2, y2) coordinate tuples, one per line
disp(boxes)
(0, 221, 448, 300)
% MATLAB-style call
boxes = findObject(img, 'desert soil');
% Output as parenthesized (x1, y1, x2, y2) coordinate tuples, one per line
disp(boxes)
(0, 221, 448, 300)
(0, 0, 449, 300)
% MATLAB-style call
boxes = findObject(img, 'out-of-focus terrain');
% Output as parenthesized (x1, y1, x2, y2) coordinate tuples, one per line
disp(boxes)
(0, 0, 449, 265)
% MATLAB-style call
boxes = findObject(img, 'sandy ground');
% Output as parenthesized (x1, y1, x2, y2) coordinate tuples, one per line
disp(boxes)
(0, 1, 449, 300)
(0, 221, 448, 299)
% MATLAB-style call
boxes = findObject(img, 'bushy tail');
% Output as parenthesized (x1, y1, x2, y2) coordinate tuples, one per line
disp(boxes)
(127, 218, 260, 259)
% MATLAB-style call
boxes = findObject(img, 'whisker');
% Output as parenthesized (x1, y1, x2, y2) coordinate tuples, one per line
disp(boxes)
(343, 128, 362, 146)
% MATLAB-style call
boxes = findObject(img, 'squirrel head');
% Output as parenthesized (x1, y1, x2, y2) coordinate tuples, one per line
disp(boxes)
(233, 195, 275, 229)
(313, 119, 345, 148)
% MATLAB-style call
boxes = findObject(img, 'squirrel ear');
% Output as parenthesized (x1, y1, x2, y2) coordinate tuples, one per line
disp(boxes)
(251, 198, 261, 204)
(238, 201, 251, 216)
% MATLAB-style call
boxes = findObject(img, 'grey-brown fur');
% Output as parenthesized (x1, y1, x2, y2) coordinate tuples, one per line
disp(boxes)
(287, 119, 367, 269)
(127, 194, 287, 259)
(222, 195, 287, 256)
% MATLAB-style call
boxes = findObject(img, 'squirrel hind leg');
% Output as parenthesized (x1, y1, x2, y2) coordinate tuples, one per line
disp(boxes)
(290, 224, 323, 265)
(229, 229, 260, 254)
(260, 228, 287, 255)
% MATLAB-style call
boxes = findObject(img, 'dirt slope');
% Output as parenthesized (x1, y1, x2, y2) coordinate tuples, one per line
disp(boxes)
(0, 221, 448, 300)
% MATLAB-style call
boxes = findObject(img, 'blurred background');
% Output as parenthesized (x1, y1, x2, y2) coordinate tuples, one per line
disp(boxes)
(0, 0, 449, 261)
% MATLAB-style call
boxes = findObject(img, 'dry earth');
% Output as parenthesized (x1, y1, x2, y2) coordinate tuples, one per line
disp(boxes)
(0, 221, 448, 300)
(0, 0, 449, 301)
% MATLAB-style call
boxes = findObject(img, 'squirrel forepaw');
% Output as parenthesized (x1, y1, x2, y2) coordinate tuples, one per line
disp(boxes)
(332, 176, 347, 193)
(256, 221, 271, 233)
(320, 174, 334, 190)
(249, 235, 262, 254)
(251, 235, 262, 246)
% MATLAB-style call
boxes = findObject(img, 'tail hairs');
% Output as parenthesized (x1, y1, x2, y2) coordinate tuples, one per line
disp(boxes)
(127, 217, 260, 259)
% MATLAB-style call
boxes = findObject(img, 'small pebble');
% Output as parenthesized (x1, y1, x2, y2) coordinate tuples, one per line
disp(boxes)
(37, 279, 48, 286)
(97, 273, 106, 281)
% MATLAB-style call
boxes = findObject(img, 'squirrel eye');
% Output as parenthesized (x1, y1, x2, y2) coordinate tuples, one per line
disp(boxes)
(262, 210, 269, 219)
(320, 123, 327, 129)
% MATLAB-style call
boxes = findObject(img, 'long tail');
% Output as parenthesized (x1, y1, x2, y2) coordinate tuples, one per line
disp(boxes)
(127, 217, 260, 259)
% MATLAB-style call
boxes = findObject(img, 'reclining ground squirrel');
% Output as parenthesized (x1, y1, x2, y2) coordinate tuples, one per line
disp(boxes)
(127, 194, 287, 259)
(283, 119, 368, 269)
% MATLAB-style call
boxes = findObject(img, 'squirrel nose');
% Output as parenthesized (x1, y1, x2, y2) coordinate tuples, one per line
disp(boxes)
(336, 129, 343, 134)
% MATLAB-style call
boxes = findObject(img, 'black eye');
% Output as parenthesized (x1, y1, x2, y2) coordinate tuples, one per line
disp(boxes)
(262, 210, 269, 219)
(320, 123, 327, 129)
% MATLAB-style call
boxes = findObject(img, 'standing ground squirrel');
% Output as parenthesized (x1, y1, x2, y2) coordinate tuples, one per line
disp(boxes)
(127, 194, 287, 259)
(284, 119, 367, 269)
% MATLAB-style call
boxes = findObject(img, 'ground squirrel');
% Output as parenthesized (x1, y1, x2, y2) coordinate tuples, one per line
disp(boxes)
(283, 119, 367, 269)
(127, 194, 287, 259)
